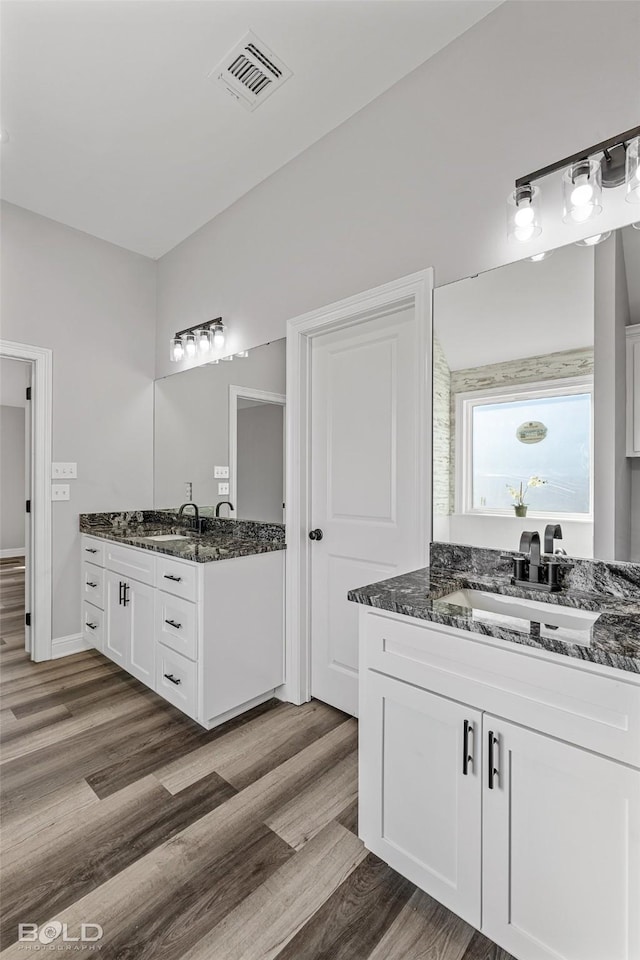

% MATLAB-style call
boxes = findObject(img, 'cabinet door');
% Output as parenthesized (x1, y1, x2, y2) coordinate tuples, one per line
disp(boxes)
(360, 671, 482, 926)
(482, 716, 640, 960)
(127, 578, 155, 689)
(104, 571, 128, 667)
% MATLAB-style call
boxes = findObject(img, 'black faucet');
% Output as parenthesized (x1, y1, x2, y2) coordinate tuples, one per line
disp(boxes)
(177, 502, 203, 534)
(519, 531, 542, 584)
(544, 523, 565, 555)
(215, 500, 235, 518)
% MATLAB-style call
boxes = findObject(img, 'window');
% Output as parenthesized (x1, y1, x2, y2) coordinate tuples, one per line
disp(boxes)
(456, 377, 593, 518)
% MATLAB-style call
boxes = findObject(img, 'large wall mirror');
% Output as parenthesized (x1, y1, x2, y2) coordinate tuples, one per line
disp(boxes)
(154, 339, 285, 522)
(433, 225, 640, 562)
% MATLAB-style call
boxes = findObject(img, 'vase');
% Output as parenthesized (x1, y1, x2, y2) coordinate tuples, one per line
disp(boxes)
(514, 504, 527, 517)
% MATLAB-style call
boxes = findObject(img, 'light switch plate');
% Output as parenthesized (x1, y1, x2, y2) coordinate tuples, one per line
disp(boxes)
(214, 466, 230, 479)
(51, 484, 70, 501)
(218, 482, 230, 495)
(52, 462, 77, 479)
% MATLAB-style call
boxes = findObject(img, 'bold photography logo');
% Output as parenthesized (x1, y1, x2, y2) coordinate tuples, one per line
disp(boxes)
(18, 921, 103, 949)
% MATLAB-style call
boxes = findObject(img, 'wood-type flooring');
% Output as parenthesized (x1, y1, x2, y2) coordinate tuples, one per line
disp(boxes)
(0, 556, 515, 959)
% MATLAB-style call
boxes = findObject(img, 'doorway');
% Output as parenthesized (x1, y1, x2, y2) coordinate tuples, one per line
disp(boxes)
(284, 270, 433, 714)
(229, 386, 286, 523)
(0, 339, 52, 661)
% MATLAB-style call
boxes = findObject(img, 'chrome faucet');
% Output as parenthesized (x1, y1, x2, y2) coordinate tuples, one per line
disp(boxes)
(177, 502, 203, 533)
(215, 500, 234, 518)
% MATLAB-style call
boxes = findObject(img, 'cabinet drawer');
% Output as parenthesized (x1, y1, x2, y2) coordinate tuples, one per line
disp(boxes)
(156, 593, 198, 661)
(81, 536, 105, 566)
(83, 601, 104, 652)
(83, 562, 104, 609)
(156, 555, 197, 602)
(156, 644, 198, 720)
(362, 610, 640, 767)
(105, 542, 155, 586)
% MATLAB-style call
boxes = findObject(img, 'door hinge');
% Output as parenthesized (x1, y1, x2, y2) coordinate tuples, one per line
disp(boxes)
(25, 613, 31, 627)
(26, 499, 31, 514)
(26, 386, 32, 401)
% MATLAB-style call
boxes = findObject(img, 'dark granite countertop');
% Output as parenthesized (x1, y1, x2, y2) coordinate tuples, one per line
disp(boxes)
(348, 566, 640, 675)
(80, 511, 285, 564)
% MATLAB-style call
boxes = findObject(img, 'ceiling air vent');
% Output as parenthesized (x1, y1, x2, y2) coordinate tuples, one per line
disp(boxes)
(209, 31, 292, 112)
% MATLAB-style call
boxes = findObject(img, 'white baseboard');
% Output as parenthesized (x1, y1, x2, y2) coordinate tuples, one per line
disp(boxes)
(0, 548, 26, 559)
(51, 632, 91, 659)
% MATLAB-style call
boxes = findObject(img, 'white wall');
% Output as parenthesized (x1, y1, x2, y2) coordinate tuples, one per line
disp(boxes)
(0, 201, 156, 640)
(0, 404, 25, 553)
(155, 1, 640, 380)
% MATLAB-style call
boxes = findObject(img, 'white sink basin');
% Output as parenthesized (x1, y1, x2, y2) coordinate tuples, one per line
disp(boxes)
(440, 589, 599, 647)
(140, 534, 190, 542)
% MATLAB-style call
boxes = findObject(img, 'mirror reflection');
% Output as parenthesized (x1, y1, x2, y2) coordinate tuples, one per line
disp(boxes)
(154, 339, 286, 523)
(433, 226, 640, 561)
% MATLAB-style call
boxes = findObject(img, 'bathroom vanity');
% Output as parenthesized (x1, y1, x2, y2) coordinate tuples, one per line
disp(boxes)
(350, 544, 640, 960)
(80, 511, 285, 728)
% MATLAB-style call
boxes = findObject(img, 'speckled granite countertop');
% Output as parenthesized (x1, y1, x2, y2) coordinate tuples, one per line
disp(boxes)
(80, 511, 285, 564)
(348, 563, 640, 675)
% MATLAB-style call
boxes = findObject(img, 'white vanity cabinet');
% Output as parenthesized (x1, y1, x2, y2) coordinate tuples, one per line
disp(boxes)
(81, 534, 285, 727)
(627, 323, 640, 457)
(358, 607, 640, 960)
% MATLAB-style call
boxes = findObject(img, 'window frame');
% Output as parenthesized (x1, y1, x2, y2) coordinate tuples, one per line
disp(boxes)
(455, 374, 594, 521)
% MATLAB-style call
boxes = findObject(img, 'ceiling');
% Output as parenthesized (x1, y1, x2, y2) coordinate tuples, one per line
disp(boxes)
(435, 242, 595, 371)
(0, 1, 500, 259)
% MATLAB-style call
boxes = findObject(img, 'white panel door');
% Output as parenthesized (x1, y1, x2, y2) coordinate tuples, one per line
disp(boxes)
(104, 571, 128, 667)
(310, 308, 426, 715)
(127, 578, 155, 689)
(483, 716, 640, 960)
(359, 671, 482, 926)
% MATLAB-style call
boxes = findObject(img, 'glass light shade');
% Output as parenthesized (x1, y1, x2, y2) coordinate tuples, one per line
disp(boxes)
(528, 250, 553, 262)
(575, 231, 611, 247)
(236, 350, 249, 358)
(507, 185, 542, 242)
(170, 337, 184, 362)
(633, 222, 640, 231)
(221, 354, 233, 362)
(563, 158, 602, 223)
(626, 137, 640, 203)
(184, 334, 197, 358)
(196, 328, 212, 354)
(213, 324, 225, 349)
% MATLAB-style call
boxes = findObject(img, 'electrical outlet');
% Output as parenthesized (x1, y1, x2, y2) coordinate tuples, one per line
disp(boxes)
(214, 466, 230, 479)
(52, 462, 77, 479)
(51, 484, 70, 501)
(218, 482, 230, 496)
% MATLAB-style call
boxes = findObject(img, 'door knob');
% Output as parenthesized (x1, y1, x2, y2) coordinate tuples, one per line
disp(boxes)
(309, 529, 324, 541)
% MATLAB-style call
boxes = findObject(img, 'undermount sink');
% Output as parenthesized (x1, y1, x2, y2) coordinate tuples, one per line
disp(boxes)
(137, 534, 191, 542)
(440, 589, 600, 647)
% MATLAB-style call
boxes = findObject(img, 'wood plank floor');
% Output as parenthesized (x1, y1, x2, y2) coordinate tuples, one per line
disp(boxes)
(0, 557, 514, 959)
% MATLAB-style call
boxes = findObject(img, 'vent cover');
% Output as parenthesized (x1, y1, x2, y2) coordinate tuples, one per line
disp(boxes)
(209, 31, 292, 112)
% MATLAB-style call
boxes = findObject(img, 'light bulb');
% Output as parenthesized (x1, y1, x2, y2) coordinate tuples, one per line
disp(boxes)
(570, 176, 593, 207)
(196, 328, 211, 354)
(575, 231, 611, 247)
(514, 205, 535, 227)
(507, 185, 541, 242)
(514, 224, 535, 242)
(184, 334, 196, 358)
(213, 324, 225, 349)
(170, 338, 184, 362)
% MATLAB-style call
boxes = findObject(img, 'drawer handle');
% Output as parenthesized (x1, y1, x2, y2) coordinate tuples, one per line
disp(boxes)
(86, 581, 98, 588)
(488, 730, 500, 790)
(164, 673, 182, 686)
(85, 548, 98, 554)
(86, 622, 98, 630)
(165, 619, 182, 630)
(462, 719, 474, 775)
(163, 574, 182, 583)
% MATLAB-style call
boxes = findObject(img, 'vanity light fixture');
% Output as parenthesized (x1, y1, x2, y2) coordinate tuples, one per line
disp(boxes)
(508, 125, 640, 242)
(169, 317, 225, 362)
